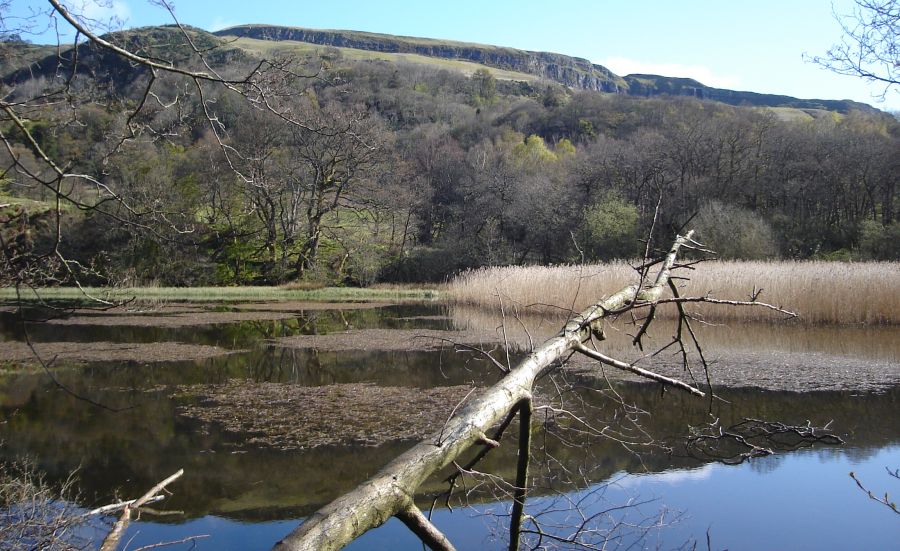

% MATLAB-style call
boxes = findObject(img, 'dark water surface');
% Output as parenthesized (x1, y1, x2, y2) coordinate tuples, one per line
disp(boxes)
(1, 303, 898, 549)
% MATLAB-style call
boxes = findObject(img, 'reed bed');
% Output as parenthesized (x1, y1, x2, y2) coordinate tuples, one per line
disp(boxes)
(448, 261, 900, 325)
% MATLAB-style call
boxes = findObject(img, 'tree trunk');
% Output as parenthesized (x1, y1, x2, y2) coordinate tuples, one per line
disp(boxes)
(272, 231, 696, 551)
(297, 216, 322, 276)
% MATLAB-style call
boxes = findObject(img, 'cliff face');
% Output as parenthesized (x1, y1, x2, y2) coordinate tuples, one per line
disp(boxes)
(216, 25, 625, 93)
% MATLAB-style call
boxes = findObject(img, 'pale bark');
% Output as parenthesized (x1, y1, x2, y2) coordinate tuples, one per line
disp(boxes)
(100, 469, 184, 551)
(273, 232, 697, 551)
(396, 503, 458, 551)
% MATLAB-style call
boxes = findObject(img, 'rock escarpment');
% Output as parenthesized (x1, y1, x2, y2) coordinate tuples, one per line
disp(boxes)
(216, 25, 875, 113)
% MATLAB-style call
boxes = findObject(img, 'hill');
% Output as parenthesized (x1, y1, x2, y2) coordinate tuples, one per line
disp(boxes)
(1, 24, 876, 114)
(216, 24, 876, 113)
(2, 22, 897, 289)
(215, 24, 626, 93)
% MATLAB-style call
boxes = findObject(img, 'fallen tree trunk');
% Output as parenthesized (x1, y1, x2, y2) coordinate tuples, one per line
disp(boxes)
(274, 232, 698, 551)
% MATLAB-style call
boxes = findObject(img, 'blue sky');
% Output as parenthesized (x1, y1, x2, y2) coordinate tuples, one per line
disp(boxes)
(10, 0, 900, 111)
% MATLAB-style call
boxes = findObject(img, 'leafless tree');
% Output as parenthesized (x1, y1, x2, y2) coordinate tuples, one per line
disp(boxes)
(0, 0, 324, 292)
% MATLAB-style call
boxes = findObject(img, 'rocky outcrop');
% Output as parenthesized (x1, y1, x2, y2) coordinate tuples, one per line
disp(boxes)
(623, 74, 874, 112)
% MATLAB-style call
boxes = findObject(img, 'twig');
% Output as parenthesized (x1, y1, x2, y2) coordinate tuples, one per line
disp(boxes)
(100, 470, 184, 551)
(850, 471, 899, 515)
(131, 535, 211, 551)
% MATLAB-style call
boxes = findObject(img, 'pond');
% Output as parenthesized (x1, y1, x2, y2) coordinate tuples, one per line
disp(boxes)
(1, 302, 898, 549)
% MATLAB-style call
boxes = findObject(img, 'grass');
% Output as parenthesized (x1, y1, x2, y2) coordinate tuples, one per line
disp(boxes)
(448, 260, 900, 325)
(229, 37, 542, 82)
(762, 106, 837, 123)
(0, 285, 444, 303)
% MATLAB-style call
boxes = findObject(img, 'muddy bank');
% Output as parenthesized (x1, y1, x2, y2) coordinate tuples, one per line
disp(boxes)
(175, 381, 477, 449)
(0, 341, 238, 364)
(565, 348, 900, 393)
(275, 328, 500, 352)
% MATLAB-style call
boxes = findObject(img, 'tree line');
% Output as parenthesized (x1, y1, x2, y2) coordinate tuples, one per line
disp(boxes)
(2, 36, 898, 287)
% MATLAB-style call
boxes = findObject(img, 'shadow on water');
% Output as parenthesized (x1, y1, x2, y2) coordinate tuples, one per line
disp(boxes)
(1, 302, 899, 549)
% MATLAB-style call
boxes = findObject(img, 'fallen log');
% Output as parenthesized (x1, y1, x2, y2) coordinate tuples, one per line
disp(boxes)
(275, 232, 699, 551)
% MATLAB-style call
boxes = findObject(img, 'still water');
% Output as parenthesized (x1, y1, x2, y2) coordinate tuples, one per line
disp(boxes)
(1, 302, 898, 549)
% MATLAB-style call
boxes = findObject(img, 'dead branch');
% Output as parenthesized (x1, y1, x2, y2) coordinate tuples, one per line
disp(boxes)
(131, 535, 211, 551)
(99, 469, 184, 551)
(396, 504, 457, 551)
(682, 419, 843, 465)
(273, 231, 699, 551)
(86, 495, 165, 517)
(646, 295, 798, 319)
(574, 344, 704, 397)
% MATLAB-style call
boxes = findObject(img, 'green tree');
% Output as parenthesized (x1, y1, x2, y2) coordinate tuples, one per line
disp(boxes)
(471, 67, 497, 105)
(579, 193, 641, 260)
(512, 134, 559, 168)
(858, 219, 900, 259)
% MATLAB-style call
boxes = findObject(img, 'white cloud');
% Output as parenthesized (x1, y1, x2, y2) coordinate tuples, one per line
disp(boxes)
(601, 56, 743, 89)
(209, 16, 239, 32)
(615, 464, 719, 488)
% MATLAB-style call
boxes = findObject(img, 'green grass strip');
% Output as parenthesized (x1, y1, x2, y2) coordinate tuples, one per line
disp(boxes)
(0, 286, 445, 303)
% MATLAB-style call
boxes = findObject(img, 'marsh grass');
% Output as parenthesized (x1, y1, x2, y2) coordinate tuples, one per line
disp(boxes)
(0, 286, 443, 303)
(448, 261, 900, 325)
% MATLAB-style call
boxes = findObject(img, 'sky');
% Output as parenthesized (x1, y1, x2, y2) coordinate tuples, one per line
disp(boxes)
(9, 0, 900, 111)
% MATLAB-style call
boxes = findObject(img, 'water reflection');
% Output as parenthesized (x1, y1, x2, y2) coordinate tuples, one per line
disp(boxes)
(0, 302, 898, 549)
(449, 304, 900, 361)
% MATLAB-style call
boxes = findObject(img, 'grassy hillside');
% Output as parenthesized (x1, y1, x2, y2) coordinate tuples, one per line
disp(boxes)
(229, 37, 542, 82)
(217, 25, 627, 93)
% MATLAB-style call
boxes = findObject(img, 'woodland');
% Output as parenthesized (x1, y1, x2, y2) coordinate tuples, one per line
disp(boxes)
(2, 21, 898, 290)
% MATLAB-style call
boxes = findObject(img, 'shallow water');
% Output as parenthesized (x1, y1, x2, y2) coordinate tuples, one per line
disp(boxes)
(0, 302, 898, 549)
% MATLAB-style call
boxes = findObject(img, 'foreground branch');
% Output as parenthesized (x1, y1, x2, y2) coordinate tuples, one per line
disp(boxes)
(850, 469, 900, 515)
(99, 469, 184, 551)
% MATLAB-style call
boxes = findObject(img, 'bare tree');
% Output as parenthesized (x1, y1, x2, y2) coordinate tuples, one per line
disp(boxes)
(0, 0, 322, 292)
(287, 104, 383, 277)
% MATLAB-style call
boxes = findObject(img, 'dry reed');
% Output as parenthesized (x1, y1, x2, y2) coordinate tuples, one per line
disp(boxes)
(448, 261, 900, 325)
